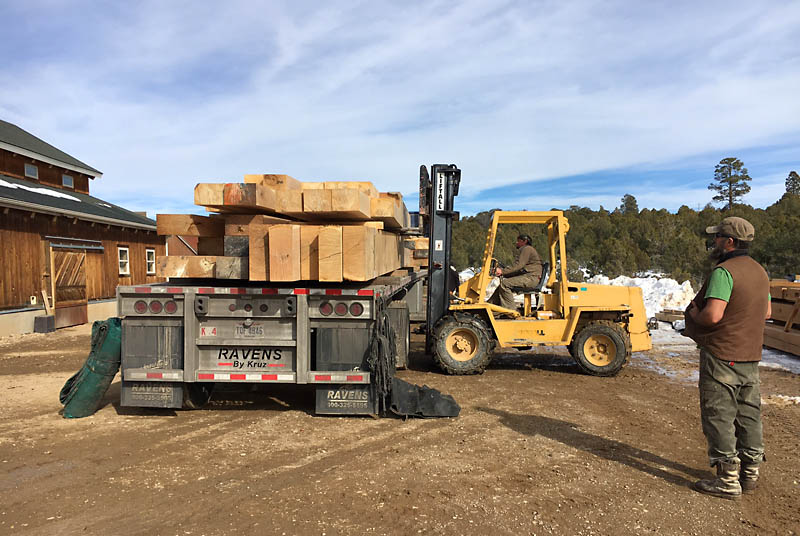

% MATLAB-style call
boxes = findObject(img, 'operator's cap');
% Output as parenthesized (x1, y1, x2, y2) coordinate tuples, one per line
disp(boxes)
(706, 216, 755, 241)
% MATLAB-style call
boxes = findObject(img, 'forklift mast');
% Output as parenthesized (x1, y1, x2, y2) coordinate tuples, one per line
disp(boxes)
(420, 164, 461, 353)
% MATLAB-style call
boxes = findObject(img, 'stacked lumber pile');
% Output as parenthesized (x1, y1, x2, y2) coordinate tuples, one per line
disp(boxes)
(655, 309, 684, 323)
(403, 237, 429, 270)
(156, 174, 414, 282)
(764, 280, 800, 357)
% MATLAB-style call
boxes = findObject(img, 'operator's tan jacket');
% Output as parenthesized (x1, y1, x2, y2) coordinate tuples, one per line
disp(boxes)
(505, 245, 542, 281)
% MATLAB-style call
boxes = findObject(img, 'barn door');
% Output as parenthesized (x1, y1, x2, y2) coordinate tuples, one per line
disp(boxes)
(52, 249, 88, 328)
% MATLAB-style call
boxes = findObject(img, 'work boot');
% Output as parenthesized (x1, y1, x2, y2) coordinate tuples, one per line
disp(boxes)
(740, 463, 760, 493)
(693, 461, 742, 499)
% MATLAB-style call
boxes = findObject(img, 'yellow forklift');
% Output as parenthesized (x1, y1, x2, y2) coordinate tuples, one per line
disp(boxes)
(428, 208, 652, 376)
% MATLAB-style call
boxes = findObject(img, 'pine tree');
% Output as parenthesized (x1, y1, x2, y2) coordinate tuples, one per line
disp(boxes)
(787, 170, 800, 195)
(709, 157, 751, 210)
(619, 194, 639, 214)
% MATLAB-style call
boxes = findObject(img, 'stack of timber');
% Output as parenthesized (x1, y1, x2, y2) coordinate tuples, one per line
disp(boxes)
(763, 279, 800, 357)
(654, 309, 684, 323)
(403, 237, 429, 270)
(156, 174, 414, 282)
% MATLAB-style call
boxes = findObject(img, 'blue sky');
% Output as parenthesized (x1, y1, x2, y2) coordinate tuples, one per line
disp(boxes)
(1, 0, 799, 218)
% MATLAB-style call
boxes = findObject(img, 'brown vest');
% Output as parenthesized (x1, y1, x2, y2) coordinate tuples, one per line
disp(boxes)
(684, 255, 769, 362)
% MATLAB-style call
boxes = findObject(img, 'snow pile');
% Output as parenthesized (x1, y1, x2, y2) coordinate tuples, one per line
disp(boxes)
(587, 275, 695, 319)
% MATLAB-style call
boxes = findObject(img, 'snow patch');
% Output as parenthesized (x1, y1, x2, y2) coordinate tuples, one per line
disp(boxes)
(587, 274, 695, 319)
(0, 178, 81, 202)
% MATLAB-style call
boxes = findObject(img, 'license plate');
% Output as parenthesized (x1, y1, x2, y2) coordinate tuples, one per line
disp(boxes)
(235, 325, 264, 338)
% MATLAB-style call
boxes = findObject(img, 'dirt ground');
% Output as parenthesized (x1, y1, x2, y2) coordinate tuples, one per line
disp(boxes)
(0, 325, 798, 536)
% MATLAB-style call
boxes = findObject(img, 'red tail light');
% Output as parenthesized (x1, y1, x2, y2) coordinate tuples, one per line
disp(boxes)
(164, 300, 178, 314)
(319, 302, 333, 316)
(134, 300, 147, 314)
(349, 302, 364, 316)
(149, 300, 163, 313)
(334, 303, 347, 316)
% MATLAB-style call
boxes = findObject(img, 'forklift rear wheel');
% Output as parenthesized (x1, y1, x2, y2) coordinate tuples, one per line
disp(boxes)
(183, 383, 215, 409)
(570, 321, 630, 377)
(433, 314, 492, 375)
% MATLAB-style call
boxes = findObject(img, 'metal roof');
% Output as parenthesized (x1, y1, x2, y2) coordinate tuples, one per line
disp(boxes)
(0, 173, 155, 230)
(0, 119, 102, 177)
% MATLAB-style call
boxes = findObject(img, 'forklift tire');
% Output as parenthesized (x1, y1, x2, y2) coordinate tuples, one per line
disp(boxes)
(570, 321, 630, 377)
(183, 383, 215, 409)
(433, 314, 493, 375)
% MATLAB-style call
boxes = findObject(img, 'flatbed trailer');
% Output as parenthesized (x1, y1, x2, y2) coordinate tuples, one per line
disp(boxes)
(116, 271, 425, 415)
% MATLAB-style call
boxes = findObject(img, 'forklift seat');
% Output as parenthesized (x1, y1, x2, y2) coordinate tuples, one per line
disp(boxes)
(509, 262, 551, 316)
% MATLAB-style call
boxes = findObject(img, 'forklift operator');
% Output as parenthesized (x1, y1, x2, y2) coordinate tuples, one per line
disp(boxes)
(489, 234, 543, 312)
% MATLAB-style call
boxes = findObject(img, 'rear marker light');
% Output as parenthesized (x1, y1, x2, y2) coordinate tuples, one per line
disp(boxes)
(260, 304, 268, 312)
(149, 300, 163, 314)
(349, 302, 364, 316)
(134, 300, 148, 314)
(334, 303, 347, 316)
(319, 302, 333, 316)
(229, 304, 237, 312)
(244, 304, 253, 312)
(164, 300, 178, 314)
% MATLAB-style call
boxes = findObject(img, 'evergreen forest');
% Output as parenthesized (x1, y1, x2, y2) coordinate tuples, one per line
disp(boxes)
(451, 192, 800, 288)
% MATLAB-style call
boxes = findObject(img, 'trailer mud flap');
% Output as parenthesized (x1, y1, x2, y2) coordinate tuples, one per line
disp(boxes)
(389, 378, 460, 418)
(315, 384, 377, 415)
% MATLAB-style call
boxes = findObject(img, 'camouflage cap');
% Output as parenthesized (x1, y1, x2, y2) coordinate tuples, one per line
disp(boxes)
(705, 216, 755, 241)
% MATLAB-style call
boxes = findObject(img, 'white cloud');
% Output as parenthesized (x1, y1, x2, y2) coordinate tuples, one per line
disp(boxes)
(1, 0, 799, 214)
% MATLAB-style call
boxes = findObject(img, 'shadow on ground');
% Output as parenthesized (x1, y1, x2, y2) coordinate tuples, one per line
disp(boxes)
(478, 407, 708, 486)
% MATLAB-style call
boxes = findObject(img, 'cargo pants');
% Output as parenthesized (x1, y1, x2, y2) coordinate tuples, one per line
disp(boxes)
(488, 272, 541, 311)
(698, 348, 764, 466)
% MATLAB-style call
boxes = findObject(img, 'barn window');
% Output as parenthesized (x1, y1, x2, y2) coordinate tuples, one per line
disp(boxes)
(118, 247, 130, 275)
(146, 248, 156, 274)
(62, 174, 74, 188)
(24, 163, 38, 179)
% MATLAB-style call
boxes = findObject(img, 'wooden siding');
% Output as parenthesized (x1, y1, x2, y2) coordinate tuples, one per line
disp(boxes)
(0, 148, 92, 194)
(0, 207, 165, 310)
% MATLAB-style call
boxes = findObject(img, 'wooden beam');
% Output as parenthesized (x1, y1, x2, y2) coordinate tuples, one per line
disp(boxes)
(763, 322, 800, 356)
(223, 214, 292, 236)
(157, 214, 225, 236)
(268, 225, 301, 281)
(303, 188, 372, 221)
(222, 183, 278, 212)
(318, 226, 343, 282)
(248, 224, 271, 281)
(243, 174, 302, 190)
(342, 226, 376, 281)
(216, 257, 249, 279)
(223, 236, 249, 257)
(194, 183, 226, 207)
(300, 225, 320, 281)
(323, 181, 378, 197)
(157, 256, 216, 278)
(197, 237, 224, 256)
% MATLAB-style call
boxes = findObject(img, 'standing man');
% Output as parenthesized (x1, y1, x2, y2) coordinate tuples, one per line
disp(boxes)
(683, 216, 771, 499)
(489, 234, 543, 313)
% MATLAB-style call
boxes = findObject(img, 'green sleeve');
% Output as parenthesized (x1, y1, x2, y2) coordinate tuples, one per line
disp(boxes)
(704, 267, 733, 302)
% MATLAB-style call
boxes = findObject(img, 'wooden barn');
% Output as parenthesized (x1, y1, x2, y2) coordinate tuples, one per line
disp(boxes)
(0, 119, 165, 333)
